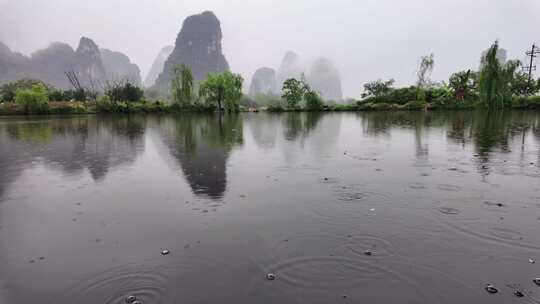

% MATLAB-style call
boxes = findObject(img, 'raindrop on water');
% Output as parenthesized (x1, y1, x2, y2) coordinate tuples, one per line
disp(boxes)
(160, 249, 170, 255)
(266, 273, 276, 281)
(125, 295, 137, 303)
(514, 290, 524, 297)
(485, 284, 498, 294)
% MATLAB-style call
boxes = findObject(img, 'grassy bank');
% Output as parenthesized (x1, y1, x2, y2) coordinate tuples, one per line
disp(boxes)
(2, 96, 540, 116)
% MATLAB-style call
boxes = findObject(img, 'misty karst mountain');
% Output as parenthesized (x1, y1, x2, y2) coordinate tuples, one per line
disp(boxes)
(0, 37, 141, 89)
(308, 58, 343, 101)
(248, 67, 278, 97)
(277, 51, 304, 86)
(143, 45, 173, 88)
(100, 48, 142, 85)
(153, 11, 229, 91)
(71, 37, 107, 88)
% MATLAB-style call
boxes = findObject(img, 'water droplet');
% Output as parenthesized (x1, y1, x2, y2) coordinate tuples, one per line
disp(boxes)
(39, 256, 45, 260)
(266, 273, 276, 281)
(160, 249, 170, 255)
(514, 290, 524, 297)
(485, 284, 498, 294)
(132, 301, 143, 304)
(125, 295, 137, 303)
(533, 278, 540, 286)
(364, 250, 372, 256)
(342, 294, 348, 299)
(369, 208, 375, 212)
(529, 258, 536, 264)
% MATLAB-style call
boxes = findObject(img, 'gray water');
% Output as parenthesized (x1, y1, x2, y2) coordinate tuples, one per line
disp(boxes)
(0, 111, 539, 304)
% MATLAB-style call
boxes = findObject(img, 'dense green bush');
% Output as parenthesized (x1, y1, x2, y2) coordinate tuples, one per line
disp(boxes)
(105, 82, 144, 102)
(14, 84, 49, 114)
(1, 79, 49, 102)
(304, 90, 324, 110)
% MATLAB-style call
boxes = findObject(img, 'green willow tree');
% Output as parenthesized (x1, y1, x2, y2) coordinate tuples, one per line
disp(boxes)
(478, 41, 521, 109)
(171, 64, 194, 107)
(198, 71, 243, 112)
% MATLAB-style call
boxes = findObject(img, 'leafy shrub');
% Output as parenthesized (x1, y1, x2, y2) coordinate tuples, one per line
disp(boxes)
(105, 81, 144, 102)
(1, 79, 49, 102)
(304, 90, 324, 110)
(14, 84, 49, 114)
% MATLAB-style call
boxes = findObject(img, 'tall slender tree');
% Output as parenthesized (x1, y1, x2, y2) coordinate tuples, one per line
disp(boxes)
(478, 41, 520, 109)
(171, 64, 194, 107)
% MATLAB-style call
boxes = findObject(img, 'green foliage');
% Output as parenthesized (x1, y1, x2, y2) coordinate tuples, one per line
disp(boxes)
(1, 78, 49, 102)
(304, 90, 324, 110)
(478, 41, 521, 109)
(281, 78, 306, 108)
(14, 84, 50, 114)
(362, 79, 395, 98)
(510, 72, 540, 96)
(105, 80, 144, 102)
(171, 64, 194, 107)
(199, 71, 243, 112)
(449, 70, 477, 101)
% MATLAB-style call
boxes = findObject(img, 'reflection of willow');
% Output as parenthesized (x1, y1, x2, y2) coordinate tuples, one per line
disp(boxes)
(158, 114, 243, 199)
(445, 111, 540, 164)
(282, 112, 323, 141)
(0, 116, 146, 189)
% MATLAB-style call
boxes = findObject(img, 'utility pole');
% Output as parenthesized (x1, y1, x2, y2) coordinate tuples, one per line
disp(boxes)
(523, 44, 540, 94)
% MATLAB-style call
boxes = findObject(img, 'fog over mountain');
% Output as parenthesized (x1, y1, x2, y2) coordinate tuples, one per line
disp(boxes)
(144, 45, 173, 88)
(0, 0, 538, 97)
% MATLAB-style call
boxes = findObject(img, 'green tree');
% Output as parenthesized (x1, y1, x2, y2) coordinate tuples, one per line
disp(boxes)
(171, 64, 194, 107)
(510, 71, 540, 96)
(1, 78, 49, 102)
(478, 41, 520, 109)
(281, 78, 306, 108)
(105, 80, 144, 102)
(449, 70, 477, 101)
(14, 84, 49, 114)
(362, 79, 395, 98)
(304, 90, 324, 110)
(199, 71, 243, 112)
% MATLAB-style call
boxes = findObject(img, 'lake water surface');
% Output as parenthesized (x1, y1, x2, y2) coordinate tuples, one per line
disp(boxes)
(0, 111, 539, 303)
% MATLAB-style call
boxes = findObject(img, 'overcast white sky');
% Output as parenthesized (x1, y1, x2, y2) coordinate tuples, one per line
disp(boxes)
(1, 0, 539, 98)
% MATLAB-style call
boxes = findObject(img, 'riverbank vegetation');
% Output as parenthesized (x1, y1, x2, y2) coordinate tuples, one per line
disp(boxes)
(1, 41, 539, 115)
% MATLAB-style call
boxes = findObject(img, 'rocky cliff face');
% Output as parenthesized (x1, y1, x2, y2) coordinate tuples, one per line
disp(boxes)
(153, 11, 229, 91)
(277, 51, 304, 86)
(100, 48, 142, 85)
(308, 58, 343, 101)
(72, 37, 107, 88)
(0, 42, 27, 84)
(249, 67, 278, 96)
(0, 38, 139, 89)
(144, 45, 173, 88)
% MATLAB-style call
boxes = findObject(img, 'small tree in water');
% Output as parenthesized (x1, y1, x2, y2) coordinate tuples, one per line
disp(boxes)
(478, 41, 520, 109)
(171, 64, 194, 107)
(199, 71, 243, 112)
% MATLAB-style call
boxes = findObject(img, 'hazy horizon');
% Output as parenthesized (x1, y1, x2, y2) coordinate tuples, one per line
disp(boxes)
(1, 0, 539, 98)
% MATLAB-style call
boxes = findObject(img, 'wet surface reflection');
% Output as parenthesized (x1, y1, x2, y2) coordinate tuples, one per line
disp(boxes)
(0, 111, 539, 304)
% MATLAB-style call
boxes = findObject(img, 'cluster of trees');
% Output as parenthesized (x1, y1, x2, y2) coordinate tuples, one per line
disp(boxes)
(361, 41, 540, 109)
(279, 76, 324, 110)
(170, 64, 244, 112)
